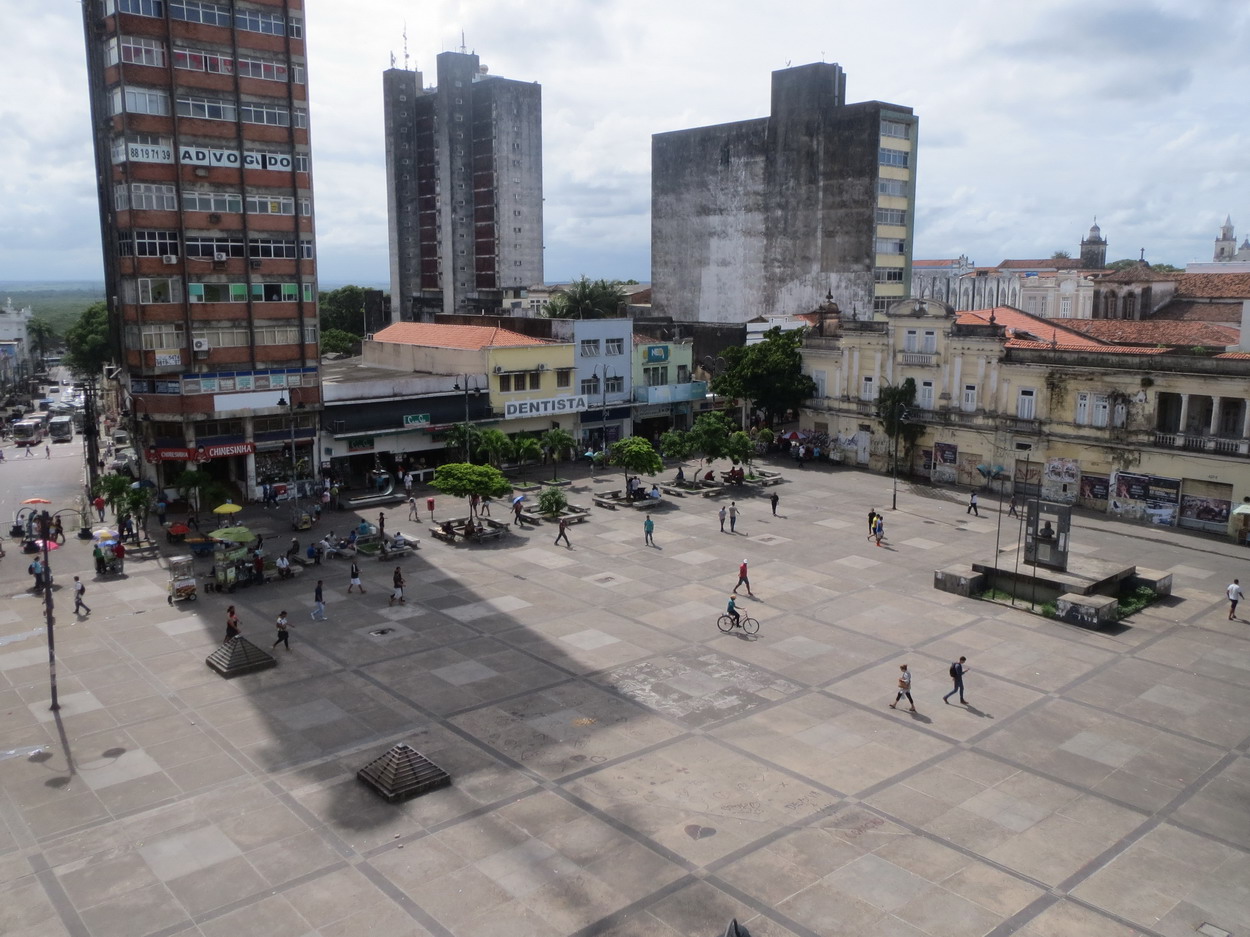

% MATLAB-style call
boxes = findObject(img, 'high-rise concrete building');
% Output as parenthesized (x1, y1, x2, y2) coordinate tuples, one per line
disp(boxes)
(652, 62, 917, 323)
(80, 0, 321, 500)
(383, 51, 544, 322)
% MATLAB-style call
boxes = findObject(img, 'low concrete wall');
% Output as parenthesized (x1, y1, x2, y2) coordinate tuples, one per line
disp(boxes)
(1128, 567, 1173, 598)
(1056, 592, 1119, 629)
(933, 565, 986, 597)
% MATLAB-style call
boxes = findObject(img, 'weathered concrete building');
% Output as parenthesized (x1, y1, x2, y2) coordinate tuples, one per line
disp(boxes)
(383, 51, 543, 321)
(652, 62, 917, 324)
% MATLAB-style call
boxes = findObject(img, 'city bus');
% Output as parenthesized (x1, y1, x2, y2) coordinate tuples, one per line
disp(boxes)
(12, 419, 44, 447)
(48, 415, 74, 443)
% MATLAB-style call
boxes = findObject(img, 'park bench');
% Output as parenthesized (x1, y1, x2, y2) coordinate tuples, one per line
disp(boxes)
(592, 495, 619, 510)
(700, 486, 725, 498)
(658, 485, 685, 497)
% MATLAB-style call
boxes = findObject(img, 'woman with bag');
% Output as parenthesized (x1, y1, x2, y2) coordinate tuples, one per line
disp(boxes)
(889, 663, 916, 712)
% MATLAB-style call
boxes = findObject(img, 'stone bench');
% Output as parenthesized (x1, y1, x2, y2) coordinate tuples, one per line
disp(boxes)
(933, 565, 987, 597)
(1056, 593, 1119, 629)
(592, 496, 620, 510)
(429, 526, 456, 543)
(700, 487, 725, 498)
(1128, 567, 1172, 598)
(658, 485, 685, 497)
(754, 474, 783, 486)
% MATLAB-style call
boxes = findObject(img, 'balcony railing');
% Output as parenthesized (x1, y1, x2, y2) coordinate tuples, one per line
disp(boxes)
(900, 352, 937, 366)
(1155, 432, 1249, 455)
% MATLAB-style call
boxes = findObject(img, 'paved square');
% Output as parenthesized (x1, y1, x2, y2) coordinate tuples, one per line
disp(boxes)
(3, 459, 1249, 937)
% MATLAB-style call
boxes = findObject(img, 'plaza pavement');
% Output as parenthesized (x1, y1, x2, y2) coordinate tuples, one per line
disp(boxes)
(1, 457, 1249, 937)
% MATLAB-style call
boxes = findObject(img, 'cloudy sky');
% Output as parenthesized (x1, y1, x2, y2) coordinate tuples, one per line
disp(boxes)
(1, 0, 1246, 287)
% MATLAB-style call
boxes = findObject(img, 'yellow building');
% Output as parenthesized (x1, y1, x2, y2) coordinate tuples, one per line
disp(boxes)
(800, 300, 1250, 538)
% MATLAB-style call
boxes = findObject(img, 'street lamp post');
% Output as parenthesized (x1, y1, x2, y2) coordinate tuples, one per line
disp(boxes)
(275, 394, 303, 504)
(37, 510, 58, 711)
(891, 402, 911, 511)
(592, 364, 617, 451)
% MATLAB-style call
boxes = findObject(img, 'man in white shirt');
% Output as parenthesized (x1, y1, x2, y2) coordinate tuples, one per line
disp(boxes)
(1228, 579, 1244, 621)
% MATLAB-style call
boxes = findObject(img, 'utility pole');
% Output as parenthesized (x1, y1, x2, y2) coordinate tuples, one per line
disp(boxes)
(83, 378, 101, 493)
(891, 402, 910, 511)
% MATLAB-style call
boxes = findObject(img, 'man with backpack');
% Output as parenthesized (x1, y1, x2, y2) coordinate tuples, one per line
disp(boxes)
(944, 656, 969, 705)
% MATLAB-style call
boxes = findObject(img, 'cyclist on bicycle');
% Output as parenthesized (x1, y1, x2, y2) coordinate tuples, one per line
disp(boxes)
(726, 594, 740, 628)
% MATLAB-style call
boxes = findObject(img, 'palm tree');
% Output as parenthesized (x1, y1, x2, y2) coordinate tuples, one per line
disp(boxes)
(513, 434, 542, 470)
(542, 276, 626, 319)
(445, 422, 482, 463)
(540, 427, 575, 481)
(477, 428, 514, 468)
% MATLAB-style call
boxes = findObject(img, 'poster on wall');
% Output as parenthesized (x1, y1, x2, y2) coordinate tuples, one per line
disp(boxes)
(1014, 459, 1042, 489)
(1079, 474, 1110, 501)
(1110, 472, 1180, 526)
(932, 442, 957, 483)
(1042, 457, 1081, 504)
(1180, 495, 1231, 525)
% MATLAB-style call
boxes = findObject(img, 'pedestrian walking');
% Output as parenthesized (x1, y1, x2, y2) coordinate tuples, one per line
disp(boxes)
(29, 557, 44, 593)
(224, 606, 240, 641)
(44, 444, 50, 459)
(643, 515, 655, 546)
(1007, 495, 1019, 518)
(554, 516, 571, 548)
(408, 496, 419, 521)
(718, 506, 727, 532)
(93, 496, 106, 521)
(770, 492, 779, 516)
(732, 559, 754, 597)
(390, 567, 406, 606)
(867, 508, 879, 540)
(403, 472, 413, 495)
(513, 500, 525, 526)
(272, 611, 291, 651)
(873, 513, 885, 547)
(72, 576, 91, 615)
(378, 512, 386, 539)
(311, 580, 326, 620)
(156, 497, 167, 526)
(943, 656, 968, 704)
(889, 664, 916, 711)
(24, 444, 32, 457)
(729, 501, 739, 532)
(347, 560, 365, 594)
(480, 496, 492, 517)
(1228, 578, 1244, 620)
(967, 491, 979, 516)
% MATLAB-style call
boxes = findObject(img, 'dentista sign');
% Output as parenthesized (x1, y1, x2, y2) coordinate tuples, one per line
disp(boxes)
(504, 395, 589, 419)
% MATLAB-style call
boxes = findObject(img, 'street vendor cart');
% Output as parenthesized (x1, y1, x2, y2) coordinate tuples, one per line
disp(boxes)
(166, 554, 198, 604)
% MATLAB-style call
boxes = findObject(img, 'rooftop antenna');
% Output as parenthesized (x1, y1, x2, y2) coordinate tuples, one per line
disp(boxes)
(402, 22, 409, 70)
(389, 51, 395, 68)
(460, 30, 467, 54)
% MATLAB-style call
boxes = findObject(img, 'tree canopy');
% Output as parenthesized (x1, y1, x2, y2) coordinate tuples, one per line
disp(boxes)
(430, 463, 512, 503)
(318, 285, 369, 334)
(658, 428, 694, 462)
(444, 422, 481, 462)
(542, 276, 626, 319)
(63, 302, 112, 376)
(27, 316, 59, 363)
(320, 328, 360, 356)
(711, 327, 817, 426)
(1050, 250, 1072, 260)
(609, 435, 662, 482)
(687, 411, 736, 465)
(477, 428, 514, 468)
(876, 378, 924, 466)
(540, 427, 575, 480)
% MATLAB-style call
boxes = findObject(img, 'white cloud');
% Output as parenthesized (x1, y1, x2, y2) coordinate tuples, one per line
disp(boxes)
(1, 0, 1246, 285)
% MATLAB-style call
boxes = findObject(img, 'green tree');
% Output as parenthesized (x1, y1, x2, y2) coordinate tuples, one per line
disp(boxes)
(430, 463, 512, 505)
(537, 486, 568, 516)
(477, 428, 514, 468)
(318, 285, 369, 334)
(1051, 250, 1072, 260)
(171, 469, 212, 511)
(711, 327, 818, 426)
(320, 328, 360, 356)
(725, 431, 755, 468)
(27, 316, 59, 364)
(63, 302, 112, 376)
(124, 486, 154, 536)
(687, 411, 735, 467)
(658, 429, 694, 462)
(542, 276, 626, 319)
(609, 435, 662, 485)
(876, 378, 924, 472)
(444, 422, 482, 462)
(540, 427, 575, 481)
(513, 434, 542, 469)
(92, 473, 132, 518)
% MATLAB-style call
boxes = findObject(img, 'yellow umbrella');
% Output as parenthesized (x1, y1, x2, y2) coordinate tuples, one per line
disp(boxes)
(212, 502, 243, 515)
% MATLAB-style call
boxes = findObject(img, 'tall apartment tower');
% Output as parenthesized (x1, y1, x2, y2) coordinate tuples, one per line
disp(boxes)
(80, 0, 320, 499)
(383, 51, 543, 321)
(652, 63, 918, 323)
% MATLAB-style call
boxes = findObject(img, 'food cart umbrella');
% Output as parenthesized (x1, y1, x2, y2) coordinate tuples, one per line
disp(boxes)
(212, 502, 243, 515)
(211, 526, 253, 543)
(1233, 503, 1250, 516)
(22, 498, 52, 505)
(92, 527, 120, 540)
(32, 539, 59, 551)
(98, 539, 118, 547)
(167, 522, 191, 535)
(779, 431, 808, 441)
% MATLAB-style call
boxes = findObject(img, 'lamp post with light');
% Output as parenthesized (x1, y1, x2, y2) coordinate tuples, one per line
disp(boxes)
(275, 394, 304, 504)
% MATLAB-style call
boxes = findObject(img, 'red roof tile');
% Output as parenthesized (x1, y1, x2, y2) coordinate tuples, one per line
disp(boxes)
(1150, 300, 1245, 322)
(371, 322, 550, 349)
(913, 259, 964, 267)
(1051, 319, 1237, 346)
(996, 258, 1085, 270)
(1214, 351, 1250, 359)
(1175, 273, 1250, 299)
(956, 307, 1105, 348)
(1005, 339, 1169, 355)
(1094, 265, 1176, 283)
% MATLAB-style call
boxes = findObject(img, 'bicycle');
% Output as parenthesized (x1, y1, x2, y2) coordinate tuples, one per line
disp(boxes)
(717, 612, 759, 635)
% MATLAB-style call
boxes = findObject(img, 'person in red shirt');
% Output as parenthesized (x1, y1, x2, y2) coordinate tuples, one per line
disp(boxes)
(732, 559, 754, 597)
(93, 496, 106, 522)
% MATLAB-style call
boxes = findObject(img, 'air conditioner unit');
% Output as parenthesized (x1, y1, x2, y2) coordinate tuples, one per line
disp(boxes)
(192, 338, 211, 353)
(213, 252, 228, 262)
(162, 255, 178, 265)
(249, 259, 262, 269)
(207, 213, 221, 224)
(537, 363, 547, 371)
(493, 365, 503, 374)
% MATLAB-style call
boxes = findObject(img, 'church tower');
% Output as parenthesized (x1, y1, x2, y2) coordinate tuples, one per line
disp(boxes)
(1214, 215, 1237, 262)
(1080, 219, 1107, 269)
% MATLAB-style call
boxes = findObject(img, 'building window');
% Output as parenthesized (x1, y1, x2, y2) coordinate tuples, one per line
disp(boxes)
(877, 179, 907, 198)
(233, 7, 288, 35)
(249, 282, 301, 302)
(192, 327, 249, 347)
(918, 380, 934, 410)
(1122, 294, 1137, 318)
(903, 329, 918, 352)
(176, 95, 237, 121)
(131, 278, 182, 304)
(1075, 392, 1089, 425)
(579, 339, 600, 357)
(644, 366, 669, 386)
(1060, 297, 1072, 317)
(580, 377, 600, 396)
(1092, 394, 1109, 428)
(861, 376, 875, 401)
(169, 0, 232, 26)
(878, 147, 909, 168)
(110, 86, 170, 116)
(962, 384, 977, 412)
(140, 323, 185, 350)
(189, 282, 248, 303)
(874, 267, 904, 283)
(525, 372, 539, 390)
(873, 297, 891, 314)
(294, 154, 310, 173)
(875, 208, 906, 226)
(605, 337, 624, 356)
(246, 195, 295, 215)
(172, 48, 233, 74)
(923, 330, 937, 353)
(183, 190, 241, 213)
(120, 230, 180, 257)
(236, 56, 299, 83)
(556, 370, 571, 388)
(880, 119, 910, 139)
(184, 236, 244, 258)
(109, 0, 165, 16)
(106, 35, 166, 67)
(876, 238, 906, 255)
(605, 376, 624, 394)
(240, 102, 291, 127)
(116, 182, 177, 211)
(498, 374, 512, 392)
(1017, 388, 1036, 420)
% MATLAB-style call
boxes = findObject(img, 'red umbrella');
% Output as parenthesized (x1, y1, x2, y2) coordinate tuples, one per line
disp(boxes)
(22, 498, 52, 505)
(167, 522, 191, 535)
(33, 540, 59, 551)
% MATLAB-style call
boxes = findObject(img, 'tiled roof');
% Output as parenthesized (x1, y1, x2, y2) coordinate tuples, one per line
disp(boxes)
(956, 306, 1104, 347)
(1150, 300, 1244, 323)
(1052, 319, 1238, 346)
(371, 322, 550, 349)
(1175, 273, 1250, 299)
(1094, 264, 1176, 283)
(996, 258, 1085, 270)
(1214, 351, 1250, 359)
(913, 259, 964, 267)
(1006, 339, 1169, 355)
